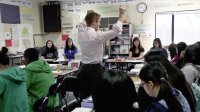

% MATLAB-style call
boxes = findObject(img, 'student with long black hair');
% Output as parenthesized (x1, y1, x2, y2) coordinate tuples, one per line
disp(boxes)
(41, 40, 58, 59)
(128, 37, 144, 60)
(138, 49, 196, 112)
(151, 38, 168, 58)
(92, 70, 137, 112)
(64, 38, 78, 61)
(139, 61, 190, 112)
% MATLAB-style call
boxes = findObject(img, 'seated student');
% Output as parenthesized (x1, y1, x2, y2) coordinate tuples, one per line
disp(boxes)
(64, 38, 78, 61)
(176, 42, 187, 69)
(92, 70, 137, 112)
(128, 37, 144, 60)
(41, 40, 58, 59)
(23, 48, 56, 112)
(127, 37, 144, 71)
(168, 43, 179, 64)
(181, 44, 200, 86)
(151, 38, 168, 58)
(138, 49, 196, 112)
(1, 46, 8, 54)
(0, 52, 29, 112)
(139, 61, 191, 111)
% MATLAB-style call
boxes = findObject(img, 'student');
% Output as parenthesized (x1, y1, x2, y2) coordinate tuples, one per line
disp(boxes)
(139, 61, 191, 112)
(168, 43, 179, 64)
(176, 42, 187, 69)
(64, 38, 78, 61)
(77, 6, 126, 98)
(181, 44, 200, 86)
(138, 49, 196, 112)
(92, 70, 137, 112)
(1, 46, 8, 54)
(23, 48, 55, 112)
(41, 40, 58, 59)
(151, 38, 168, 58)
(128, 37, 144, 60)
(0, 51, 29, 112)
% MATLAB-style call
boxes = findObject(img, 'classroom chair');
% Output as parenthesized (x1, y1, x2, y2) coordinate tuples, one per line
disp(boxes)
(33, 97, 49, 112)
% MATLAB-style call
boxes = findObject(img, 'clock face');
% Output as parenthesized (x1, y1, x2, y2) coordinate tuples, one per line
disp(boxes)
(137, 3, 147, 13)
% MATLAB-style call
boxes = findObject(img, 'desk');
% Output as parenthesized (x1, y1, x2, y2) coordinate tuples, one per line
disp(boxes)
(106, 59, 144, 72)
(43, 59, 68, 64)
(9, 55, 23, 66)
(53, 68, 79, 77)
(19, 64, 79, 77)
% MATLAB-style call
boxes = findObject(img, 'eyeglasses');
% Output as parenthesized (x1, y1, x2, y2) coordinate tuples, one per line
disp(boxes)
(140, 82, 147, 87)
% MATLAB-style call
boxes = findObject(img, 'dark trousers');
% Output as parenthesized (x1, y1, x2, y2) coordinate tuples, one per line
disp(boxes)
(77, 63, 104, 99)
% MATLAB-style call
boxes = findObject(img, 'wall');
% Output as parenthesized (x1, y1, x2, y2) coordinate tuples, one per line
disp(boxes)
(34, 0, 200, 53)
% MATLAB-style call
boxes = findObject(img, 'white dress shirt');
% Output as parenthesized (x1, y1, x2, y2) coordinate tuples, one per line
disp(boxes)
(78, 21, 122, 64)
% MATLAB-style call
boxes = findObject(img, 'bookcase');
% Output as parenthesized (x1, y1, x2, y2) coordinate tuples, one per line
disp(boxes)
(109, 23, 132, 58)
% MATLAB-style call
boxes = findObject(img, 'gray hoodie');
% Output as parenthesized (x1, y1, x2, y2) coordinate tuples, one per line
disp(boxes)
(181, 63, 200, 86)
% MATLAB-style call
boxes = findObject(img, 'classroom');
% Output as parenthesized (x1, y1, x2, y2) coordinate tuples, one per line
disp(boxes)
(0, 0, 199, 112)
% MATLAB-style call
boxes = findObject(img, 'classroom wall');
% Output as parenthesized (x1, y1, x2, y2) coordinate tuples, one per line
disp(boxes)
(35, 1, 200, 53)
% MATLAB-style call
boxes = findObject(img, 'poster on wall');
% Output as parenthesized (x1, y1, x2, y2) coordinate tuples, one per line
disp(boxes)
(18, 24, 33, 52)
(2, 24, 20, 48)
(20, 7, 34, 22)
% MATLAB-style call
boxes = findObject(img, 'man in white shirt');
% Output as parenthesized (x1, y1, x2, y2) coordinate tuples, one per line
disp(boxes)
(78, 6, 126, 98)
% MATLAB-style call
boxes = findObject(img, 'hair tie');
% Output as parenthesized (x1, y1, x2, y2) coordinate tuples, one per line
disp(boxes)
(160, 77, 165, 81)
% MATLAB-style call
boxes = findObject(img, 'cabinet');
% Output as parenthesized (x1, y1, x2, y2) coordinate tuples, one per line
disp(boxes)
(109, 23, 132, 58)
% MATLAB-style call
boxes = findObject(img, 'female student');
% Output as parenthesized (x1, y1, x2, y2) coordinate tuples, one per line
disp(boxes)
(138, 49, 196, 112)
(139, 61, 191, 112)
(64, 38, 78, 61)
(181, 44, 200, 86)
(128, 37, 144, 60)
(92, 70, 137, 112)
(168, 43, 179, 64)
(151, 38, 168, 58)
(41, 40, 58, 59)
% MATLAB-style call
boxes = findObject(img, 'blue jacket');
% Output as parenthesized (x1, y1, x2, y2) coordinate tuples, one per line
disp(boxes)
(146, 88, 191, 112)
(64, 47, 77, 61)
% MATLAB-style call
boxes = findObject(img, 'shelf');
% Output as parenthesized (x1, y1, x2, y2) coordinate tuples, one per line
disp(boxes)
(109, 23, 132, 57)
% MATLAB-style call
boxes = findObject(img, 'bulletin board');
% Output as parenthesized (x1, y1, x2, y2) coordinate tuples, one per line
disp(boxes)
(0, 23, 33, 52)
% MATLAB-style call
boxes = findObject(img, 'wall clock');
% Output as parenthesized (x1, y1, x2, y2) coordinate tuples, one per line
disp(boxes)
(137, 2, 147, 13)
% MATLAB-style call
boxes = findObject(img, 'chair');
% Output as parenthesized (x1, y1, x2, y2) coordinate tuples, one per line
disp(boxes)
(33, 97, 49, 112)
(48, 83, 64, 112)
(58, 76, 82, 111)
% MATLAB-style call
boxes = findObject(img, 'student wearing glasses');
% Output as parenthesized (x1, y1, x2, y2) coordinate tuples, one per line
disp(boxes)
(139, 61, 190, 112)
(138, 49, 196, 112)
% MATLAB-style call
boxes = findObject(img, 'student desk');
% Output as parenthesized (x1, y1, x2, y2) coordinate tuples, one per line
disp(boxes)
(9, 55, 23, 66)
(106, 59, 144, 72)
(43, 59, 68, 65)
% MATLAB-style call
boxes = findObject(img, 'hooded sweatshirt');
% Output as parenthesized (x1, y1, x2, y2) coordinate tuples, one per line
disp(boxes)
(0, 67, 29, 112)
(146, 88, 191, 112)
(24, 60, 55, 112)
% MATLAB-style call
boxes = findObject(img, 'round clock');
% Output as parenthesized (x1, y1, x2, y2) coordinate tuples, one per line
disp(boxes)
(137, 2, 147, 13)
